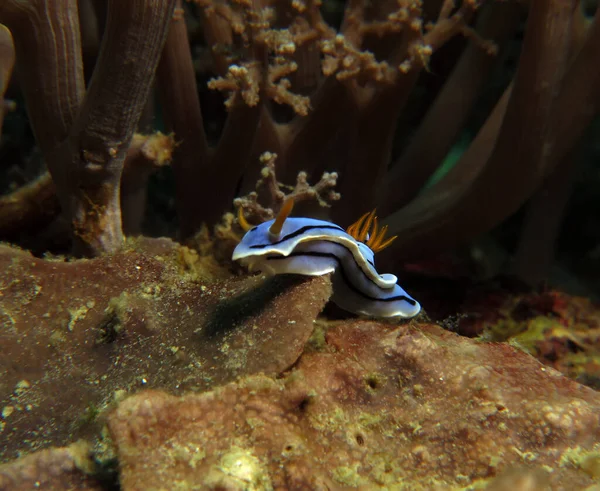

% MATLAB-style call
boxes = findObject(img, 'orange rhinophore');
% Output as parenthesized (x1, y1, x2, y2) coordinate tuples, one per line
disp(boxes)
(237, 206, 253, 232)
(268, 198, 295, 238)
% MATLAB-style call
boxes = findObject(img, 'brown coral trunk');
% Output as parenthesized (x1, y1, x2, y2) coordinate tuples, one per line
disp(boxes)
(157, 1, 210, 240)
(380, 2, 522, 215)
(0, 0, 85, 195)
(0, 0, 176, 256)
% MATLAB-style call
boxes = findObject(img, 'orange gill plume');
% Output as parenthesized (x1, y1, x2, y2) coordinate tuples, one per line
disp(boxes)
(346, 209, 397, 253)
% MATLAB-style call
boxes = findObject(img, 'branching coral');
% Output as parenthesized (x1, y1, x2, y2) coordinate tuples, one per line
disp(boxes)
(234, 151, 340, 224)
(0, 0, 598, 287)
(197, 150, 339, 263)
(157, 0, 485, 238)
(157, 0, 267, 237)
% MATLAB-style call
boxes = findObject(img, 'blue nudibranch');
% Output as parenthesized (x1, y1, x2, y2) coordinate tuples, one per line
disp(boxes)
(232, 199, 421, 318)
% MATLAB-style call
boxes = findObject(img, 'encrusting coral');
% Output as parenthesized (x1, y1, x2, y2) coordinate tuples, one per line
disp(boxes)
(0, 441, 101, 491)
(457, 288, 600, 390)
(107, 322, 600, 489)
(0, 238, 331, 462)
(1, 224, 600, 488)
(3, 275, 600, 489)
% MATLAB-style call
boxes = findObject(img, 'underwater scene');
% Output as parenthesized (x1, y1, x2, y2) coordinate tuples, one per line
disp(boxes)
(0, 0, 599, 489)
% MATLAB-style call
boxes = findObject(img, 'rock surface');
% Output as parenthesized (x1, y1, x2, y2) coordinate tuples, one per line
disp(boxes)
(108, 321, 600, 490)
(2, 239, 600, 489)
(0, 239, 332, 461)
(0, 441, 102, 491)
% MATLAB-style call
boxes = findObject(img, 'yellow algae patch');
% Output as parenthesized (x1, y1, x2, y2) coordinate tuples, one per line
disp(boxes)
(205, 447, 273, 490)
(67, 301, 95, 331)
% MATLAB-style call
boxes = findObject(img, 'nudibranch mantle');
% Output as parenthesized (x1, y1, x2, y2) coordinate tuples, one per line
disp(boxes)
(232, 215, 421, 319)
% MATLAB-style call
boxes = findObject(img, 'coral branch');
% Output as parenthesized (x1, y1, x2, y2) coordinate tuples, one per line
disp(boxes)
(234, 151, 339, 225)
(340, 0, 366, 46)
(512, 151, 579, 286)
(157, 1, 210, 240)
(120, 133, 175, 236)
(384, 0, 585, 259)
(386, 83, 512, 251)
(183, 1, 294, 232)
(0, 0, 85, 189)
(0, 132, 175, 241)
(547, 4, 600, 165)
(69, 0, 176, 255)
(286, 3, 327, 92)
(0, 173, 58, 239)
(196, 0, 235, 75)
(206, 101, 263, 223)
(208, 63, 262, 108)
(277, 77, 354, 184)
(437, 0, 456, 21)
(0, 0, 175, 256)
(380, 1, 521, 214)
(334, 78, 420, 225)
(321, 34, 397, 84)
(510, 5, 597, 286)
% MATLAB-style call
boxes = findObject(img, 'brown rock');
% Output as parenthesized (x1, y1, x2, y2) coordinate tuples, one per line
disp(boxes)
(0, 441, 102, 491)
(0, 239, 331, 461)
(108, 321, 600, 490)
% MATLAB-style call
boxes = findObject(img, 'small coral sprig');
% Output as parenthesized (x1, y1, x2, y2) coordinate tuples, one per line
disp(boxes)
(201, 151, 340, 266)
(202, 0, 313, 115)
(234, 151, 340, 226)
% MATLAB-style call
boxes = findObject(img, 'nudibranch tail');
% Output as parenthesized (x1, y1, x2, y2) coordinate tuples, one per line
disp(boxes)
(237, 206, 253, 232)
(268, 198, 295, 239)
(347, 209, 397, 253)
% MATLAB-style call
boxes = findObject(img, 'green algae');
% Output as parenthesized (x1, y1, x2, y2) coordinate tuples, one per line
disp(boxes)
(561, 446, 600, 480)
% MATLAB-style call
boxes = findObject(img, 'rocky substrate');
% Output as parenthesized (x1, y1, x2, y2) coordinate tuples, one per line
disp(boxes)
(1, 240, 599, 490)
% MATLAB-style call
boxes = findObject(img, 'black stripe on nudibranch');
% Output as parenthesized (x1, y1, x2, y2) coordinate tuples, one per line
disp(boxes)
(266, 250, 417, 306)
(249, 224, 346, 249)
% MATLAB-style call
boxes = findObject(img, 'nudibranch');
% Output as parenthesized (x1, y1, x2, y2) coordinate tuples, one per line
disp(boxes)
(232, 199, 421, 318)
